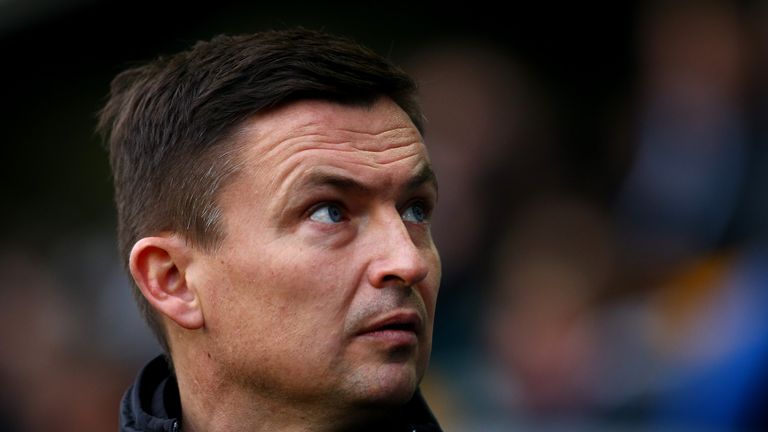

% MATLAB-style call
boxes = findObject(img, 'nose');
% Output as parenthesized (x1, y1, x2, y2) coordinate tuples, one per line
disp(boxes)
(366, 210, 430, 289)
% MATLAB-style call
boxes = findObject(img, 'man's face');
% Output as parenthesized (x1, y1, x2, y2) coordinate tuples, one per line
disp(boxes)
(191, 98, 440, 408)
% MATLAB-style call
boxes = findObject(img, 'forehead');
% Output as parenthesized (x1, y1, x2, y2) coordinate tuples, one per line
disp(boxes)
(231, 98, 429, 190)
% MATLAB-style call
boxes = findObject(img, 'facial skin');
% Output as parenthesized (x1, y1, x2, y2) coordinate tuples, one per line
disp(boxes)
(140, 97, 440, 431)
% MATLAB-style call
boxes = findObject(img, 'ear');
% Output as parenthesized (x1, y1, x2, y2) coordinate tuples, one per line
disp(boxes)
(129, 235, 204, 330)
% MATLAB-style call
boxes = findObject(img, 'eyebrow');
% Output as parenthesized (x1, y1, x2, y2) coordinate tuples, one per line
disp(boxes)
(408, 164, 438, 194)
(297, 164, 438, 196)
(272, 165, 438, 228)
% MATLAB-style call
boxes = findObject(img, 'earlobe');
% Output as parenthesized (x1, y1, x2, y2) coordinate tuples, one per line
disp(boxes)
(129, 235, 205, 330)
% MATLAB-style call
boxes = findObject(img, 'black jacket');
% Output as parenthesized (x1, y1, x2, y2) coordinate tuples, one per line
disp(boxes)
(120, 355, 443, 432)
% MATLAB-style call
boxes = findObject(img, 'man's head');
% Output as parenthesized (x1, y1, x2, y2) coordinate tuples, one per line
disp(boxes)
(98, 29, 440, 411)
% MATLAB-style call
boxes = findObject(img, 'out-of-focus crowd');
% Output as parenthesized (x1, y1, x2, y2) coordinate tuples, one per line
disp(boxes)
(2, 2, 768, 431)
(416, 3, 768, 431)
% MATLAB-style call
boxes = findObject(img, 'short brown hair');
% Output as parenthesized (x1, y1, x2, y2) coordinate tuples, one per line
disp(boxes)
(97, 28, 423, 354)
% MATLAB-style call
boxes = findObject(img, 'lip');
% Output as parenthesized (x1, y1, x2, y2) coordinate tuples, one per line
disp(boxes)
(355, 310, 423, 345)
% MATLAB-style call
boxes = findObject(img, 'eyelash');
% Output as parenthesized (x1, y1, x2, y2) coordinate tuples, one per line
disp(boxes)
(305, 199, 434, 224)
(307, 201, 348, 224)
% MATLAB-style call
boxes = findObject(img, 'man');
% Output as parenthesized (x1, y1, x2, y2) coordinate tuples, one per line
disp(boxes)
(98, 29, 442, 432)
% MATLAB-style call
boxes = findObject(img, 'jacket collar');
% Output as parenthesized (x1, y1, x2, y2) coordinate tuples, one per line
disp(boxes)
(120, 355, 180, 432)
(120, 355, 442, 432)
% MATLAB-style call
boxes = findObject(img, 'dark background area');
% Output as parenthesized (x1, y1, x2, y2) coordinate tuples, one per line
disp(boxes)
(0, 0, 639, 244)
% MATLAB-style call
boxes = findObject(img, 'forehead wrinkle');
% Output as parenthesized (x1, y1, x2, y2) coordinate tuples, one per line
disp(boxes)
(338, 127, 422, 155)
(331, 125, 420, 142)
(264, 149, 429, 219)
(246, 130, 422, 171)
(252, 130, 425, 181)
(270, 144, 423, 189)
(291, 112, 418, 138)
(280, 126, 420, 155)
(235, 108, 423, 163)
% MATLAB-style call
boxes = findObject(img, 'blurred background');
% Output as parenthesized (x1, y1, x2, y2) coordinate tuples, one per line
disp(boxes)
(2, 0, 768, 431)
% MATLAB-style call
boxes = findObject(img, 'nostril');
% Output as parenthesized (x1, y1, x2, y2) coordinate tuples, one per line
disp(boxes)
(382, 274, 403, 283)
(375, 261, 428, 288)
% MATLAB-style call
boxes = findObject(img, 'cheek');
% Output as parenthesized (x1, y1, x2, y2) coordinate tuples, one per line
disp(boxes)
(205, 244, 359, 348)
(422, 246, 442, 317)
(199, 253, 355, 388)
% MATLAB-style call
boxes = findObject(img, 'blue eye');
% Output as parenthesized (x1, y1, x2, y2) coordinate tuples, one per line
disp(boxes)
(402, 202, 428, 223)
(309, 204, 345, 224)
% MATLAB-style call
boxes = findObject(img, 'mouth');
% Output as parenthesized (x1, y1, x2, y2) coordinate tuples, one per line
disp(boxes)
(356, 311, 423, 346)
(376, 321, 418, 332)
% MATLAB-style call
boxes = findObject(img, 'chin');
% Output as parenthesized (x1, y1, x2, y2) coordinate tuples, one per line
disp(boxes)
(364, 361, 422, 406)
(342, 344, 430, 407)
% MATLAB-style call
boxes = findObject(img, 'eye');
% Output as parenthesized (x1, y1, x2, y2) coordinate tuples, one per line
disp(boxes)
(309, 203, 345, 224)
(401, 201, 430, 224)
